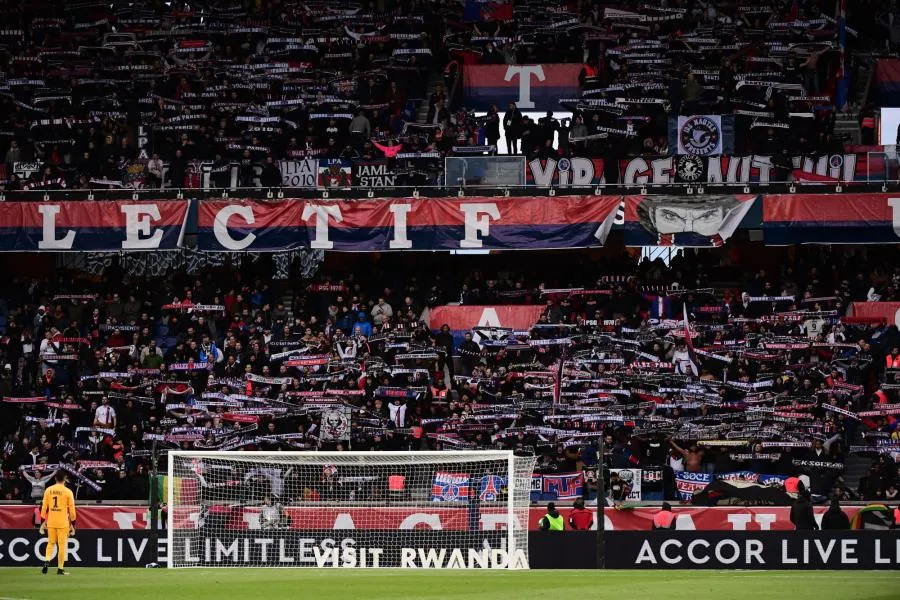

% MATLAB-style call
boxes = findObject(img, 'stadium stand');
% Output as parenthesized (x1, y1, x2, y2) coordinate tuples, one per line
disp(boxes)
(1, 246, 900, 504)
(0, 0, 891, 190)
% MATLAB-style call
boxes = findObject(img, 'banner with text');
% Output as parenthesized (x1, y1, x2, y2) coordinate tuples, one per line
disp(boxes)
(197, 196, 620, 252)
(525, 153, 891, 186)
(675, 471, 789, 501)
(675, 115, 724, 156)
(429, 305, 544, 349)
(463, 64, 582, 111)
(0, 200, 188, 252)
(279, 159, 318, 188)
(763, 193, 900, 245)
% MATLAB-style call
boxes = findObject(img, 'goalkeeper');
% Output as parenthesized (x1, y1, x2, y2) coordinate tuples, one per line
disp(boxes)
(39, 470, 76, 576)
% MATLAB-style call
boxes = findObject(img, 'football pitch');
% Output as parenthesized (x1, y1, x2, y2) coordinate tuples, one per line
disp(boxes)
(0, 568, 898, 600)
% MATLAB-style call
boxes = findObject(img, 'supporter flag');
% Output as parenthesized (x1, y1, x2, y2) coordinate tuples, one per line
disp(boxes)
(479, 475, 506, 501)
(463, 0, 513, 22)
(644, 293, 673, 319)
(835, 0, 848, 110)
(683, 304, 699, 376)
(154, 475, 197, 504)
(541, 472, 584, 501)
(431, 471, 471, 501)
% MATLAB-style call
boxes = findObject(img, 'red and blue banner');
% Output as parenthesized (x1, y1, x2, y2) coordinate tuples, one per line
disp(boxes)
(463, 0, 512, 22)
(874, 59, 900, 106)
(675, 471, 787, 501)
(431, 471, 471, 502)
(847, 302, 900, 328)
(478, 475, 506, 501)
(762, 193, 900, 245)
(539, 472, 585, 501)
(428, 305, 544, 333)
(463, 64, 582, 111)
(0, 200, 188, 252)
(623, 194, 757, 248)
(197, 196, 620, 252)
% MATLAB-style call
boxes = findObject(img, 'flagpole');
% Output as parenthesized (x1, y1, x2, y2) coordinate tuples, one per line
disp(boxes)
(596, 435, 605, 569)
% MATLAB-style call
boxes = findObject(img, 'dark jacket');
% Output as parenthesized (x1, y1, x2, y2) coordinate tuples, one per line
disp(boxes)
(790, 498, 819, 530)
(821, 506, 850, 530)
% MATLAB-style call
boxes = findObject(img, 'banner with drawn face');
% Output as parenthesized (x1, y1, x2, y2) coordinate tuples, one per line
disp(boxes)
(623, 194, 758, 247)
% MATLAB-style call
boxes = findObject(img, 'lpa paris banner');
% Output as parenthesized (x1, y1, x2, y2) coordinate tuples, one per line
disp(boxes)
(675, 115, 724, 156)
(278, 159, 317, 188)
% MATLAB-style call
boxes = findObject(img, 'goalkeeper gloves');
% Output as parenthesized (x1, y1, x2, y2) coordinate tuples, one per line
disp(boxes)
(39, 523, 46, 535)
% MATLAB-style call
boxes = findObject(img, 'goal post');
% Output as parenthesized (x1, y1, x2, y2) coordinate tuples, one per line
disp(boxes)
(166, 450, 536, 569)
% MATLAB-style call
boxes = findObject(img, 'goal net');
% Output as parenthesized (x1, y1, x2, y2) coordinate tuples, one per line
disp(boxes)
(166, 450, 536, 569)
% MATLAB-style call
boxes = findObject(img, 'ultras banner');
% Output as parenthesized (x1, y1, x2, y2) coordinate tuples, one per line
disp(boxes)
(622, 194, 757, 247)
(462, 64, 582, 111)
(0, 200, 189, 251)
(763, 193, 900, 245)
(196, 196, 621, 252)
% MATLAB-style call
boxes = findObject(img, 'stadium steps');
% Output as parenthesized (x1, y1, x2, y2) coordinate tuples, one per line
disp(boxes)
(841, 454, 872, 496)
(834, 111, 861, 145)
(417, 75, 446, 123)
(280, 291, 295, 323)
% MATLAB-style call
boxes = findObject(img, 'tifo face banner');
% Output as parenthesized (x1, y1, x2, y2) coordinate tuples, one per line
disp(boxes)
(0, 200, 189, 251)
(197, 196, 620, 252)
(623, 195, 757, 247)
(463, 64, 582, 110)
(763, 193, 900, 245)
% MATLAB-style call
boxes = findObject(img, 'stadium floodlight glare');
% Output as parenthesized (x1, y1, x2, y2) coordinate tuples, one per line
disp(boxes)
(167, 450, 535, 569)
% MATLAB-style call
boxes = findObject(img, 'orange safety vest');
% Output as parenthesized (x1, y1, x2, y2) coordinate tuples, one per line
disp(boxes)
(875, 390, 890, 405)
(785, 476, 801, 493)
(887, 355, 900, 368)
(583, 64, 597, 77)
(431, 386, 447, 400)
(894, 507, 900, 525)
(653, 510, 676, 529)
(861, 117, 876, 129)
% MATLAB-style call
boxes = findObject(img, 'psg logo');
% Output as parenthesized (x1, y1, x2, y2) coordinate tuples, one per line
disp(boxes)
(679, 116, 721, 157)
(557, 157, 571, 172)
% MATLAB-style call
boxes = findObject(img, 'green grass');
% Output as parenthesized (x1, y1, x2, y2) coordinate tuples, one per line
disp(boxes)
(0, 568, 898, 600)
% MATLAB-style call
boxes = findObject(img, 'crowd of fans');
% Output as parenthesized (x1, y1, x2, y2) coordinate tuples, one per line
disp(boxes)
(0, 0, 891, 191)
(1, 245, 899, 504)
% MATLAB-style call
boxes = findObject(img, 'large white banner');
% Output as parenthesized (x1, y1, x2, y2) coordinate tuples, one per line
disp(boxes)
(610, 468, 642, 501)
(676, 115, 723, 156)
(279, 159, 317, 188)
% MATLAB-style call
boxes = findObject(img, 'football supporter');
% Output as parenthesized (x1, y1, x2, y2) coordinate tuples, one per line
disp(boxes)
(0, 245, 896, 505)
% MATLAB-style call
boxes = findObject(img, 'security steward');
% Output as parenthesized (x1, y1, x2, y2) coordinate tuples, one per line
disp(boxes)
(538, 502, 565, 531)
